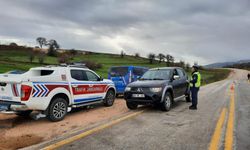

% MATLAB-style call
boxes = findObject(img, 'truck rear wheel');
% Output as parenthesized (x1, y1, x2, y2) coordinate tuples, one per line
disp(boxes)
(126, 101, 138, 110)
(104, 90, 115, 107)
(47, 97, 68, 122)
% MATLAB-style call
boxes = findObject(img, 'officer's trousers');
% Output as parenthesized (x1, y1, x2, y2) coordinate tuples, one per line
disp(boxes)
(190, 87, 199, 107)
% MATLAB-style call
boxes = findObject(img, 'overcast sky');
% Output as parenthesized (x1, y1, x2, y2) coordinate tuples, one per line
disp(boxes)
(0, 0, 250, 65)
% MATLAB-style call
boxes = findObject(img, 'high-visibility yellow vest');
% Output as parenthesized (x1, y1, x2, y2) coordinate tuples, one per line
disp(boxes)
(190, 72, 201, 88)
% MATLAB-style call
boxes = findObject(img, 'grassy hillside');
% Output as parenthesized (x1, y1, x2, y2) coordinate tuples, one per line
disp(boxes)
(0, 49, 230, 85)
(225, 62, 250, 71)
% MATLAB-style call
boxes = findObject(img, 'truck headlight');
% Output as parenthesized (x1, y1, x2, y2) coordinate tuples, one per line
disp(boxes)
(125, 87, 131, 91)
(150, 87, 162, 93)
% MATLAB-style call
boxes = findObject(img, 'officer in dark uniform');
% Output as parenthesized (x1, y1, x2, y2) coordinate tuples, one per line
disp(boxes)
(189, 65, 201, 110)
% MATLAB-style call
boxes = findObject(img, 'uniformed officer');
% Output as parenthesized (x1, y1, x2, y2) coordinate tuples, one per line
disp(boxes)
(189, 65, 201, 110)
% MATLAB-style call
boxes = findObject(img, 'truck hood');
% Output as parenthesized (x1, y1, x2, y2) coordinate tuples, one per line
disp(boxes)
(128, 80, 169, 88)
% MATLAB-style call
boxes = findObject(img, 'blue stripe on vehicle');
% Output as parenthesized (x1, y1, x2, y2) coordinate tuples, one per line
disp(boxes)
(41, 84, 48, 97)
(74, 97, 103, 103)
(33, 85, 40, 97)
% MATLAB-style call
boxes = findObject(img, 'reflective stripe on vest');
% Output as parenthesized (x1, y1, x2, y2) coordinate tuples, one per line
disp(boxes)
(190, 72, 201, 88)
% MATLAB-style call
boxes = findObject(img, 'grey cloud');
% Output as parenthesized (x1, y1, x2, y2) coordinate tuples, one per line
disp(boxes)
(0, 0, 250, 64)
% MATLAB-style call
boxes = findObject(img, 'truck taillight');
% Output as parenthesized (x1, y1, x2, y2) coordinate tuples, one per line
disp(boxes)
(21, 85, 32, 101)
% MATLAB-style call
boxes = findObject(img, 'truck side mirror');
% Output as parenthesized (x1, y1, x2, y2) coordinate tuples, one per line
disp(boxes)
(173, 75, 180, 80)
(98, 77, 103, 81)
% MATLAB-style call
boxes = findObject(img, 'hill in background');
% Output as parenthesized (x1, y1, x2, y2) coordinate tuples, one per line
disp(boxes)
(0, 44, 230, 85)
(205, 59, 250, 68)
(225, 62, 250, 71)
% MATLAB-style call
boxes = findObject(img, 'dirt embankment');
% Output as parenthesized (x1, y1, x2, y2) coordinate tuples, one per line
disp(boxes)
(0, 99, 129, 150)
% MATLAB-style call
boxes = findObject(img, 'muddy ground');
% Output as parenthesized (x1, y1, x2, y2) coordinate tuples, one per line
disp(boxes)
(0, 99, 129, 150)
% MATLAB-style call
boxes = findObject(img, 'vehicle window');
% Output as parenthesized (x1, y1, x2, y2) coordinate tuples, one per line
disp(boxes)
(71, 70, 88, 81)
(133, 68, 147, 76)
(182, 70, 186, 77)
(173, 69, 179, 76)
(41, 70, 54, 76)
(177, 69, 184, 78)
(140, 69, 171, 80)
(30, 70, 54, 76)
(86, 71, 99, 81)
(109, 67, 128, 77)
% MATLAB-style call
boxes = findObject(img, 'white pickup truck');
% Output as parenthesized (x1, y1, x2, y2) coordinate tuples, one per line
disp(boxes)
(0, 65, 116, 121)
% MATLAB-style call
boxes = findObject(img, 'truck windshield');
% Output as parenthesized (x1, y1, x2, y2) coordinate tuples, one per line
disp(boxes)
(140, 69, 171, 80)
(109, 67, 128, 77)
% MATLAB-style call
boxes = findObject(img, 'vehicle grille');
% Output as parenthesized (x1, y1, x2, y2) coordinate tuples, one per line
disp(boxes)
(131, 87, 143, 92)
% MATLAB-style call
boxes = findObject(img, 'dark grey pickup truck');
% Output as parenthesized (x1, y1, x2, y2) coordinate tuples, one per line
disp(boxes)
(124, 67, 190, 111)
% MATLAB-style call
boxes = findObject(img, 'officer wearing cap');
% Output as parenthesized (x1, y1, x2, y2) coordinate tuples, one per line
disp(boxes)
(189, 65, 201, 110)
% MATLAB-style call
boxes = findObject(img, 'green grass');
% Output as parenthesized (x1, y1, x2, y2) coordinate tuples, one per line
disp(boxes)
(0, 49, 230, 85)
(199, 69, 231, 85)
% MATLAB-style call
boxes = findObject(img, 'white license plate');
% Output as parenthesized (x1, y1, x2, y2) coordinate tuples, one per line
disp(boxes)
(132, 94, 145, 98)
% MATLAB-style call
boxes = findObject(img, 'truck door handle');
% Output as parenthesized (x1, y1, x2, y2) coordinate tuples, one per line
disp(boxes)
(72, 85, 78, 88)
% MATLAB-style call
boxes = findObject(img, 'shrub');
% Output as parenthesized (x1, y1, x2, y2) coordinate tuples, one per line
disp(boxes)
(38, 52, 46, 64)
(9, 42, 18, 47)
(80, 60, 102, 70)
(69, 49, 78, 56)
(29, 51, 35, 63)
(58, 54, 71, 64)
(135, 53, 140, 58)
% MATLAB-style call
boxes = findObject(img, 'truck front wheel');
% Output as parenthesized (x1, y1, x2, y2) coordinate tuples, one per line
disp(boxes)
(47, 97, 68, 122)
(126, 101, 138, 110)
(104, 90, 115, 107)
(161, 92, 172, 111)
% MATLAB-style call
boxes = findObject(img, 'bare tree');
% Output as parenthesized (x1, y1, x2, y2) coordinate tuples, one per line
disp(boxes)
(158, 53, 165, 63)
(179, 60, 185, 68)
(46, 39, 60, 57)
(148, 53, 155, 64)
(36, 37, 47, 49)
(170, 55, 174, 64)
(165, 54, 172, 66)
(121, 50, 125, 58)
(185, 63, 190, 70)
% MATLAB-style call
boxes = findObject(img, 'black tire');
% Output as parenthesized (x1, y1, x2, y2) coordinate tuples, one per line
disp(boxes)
(161, 92, 173, 111)
(104, 90, 115, 107)
(47, 97, 68, 122)
(16, 110, 32, 117)
(126, 101, 138, 110)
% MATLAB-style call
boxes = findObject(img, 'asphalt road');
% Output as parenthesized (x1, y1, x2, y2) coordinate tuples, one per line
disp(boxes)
(55, 69, 250, 150)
